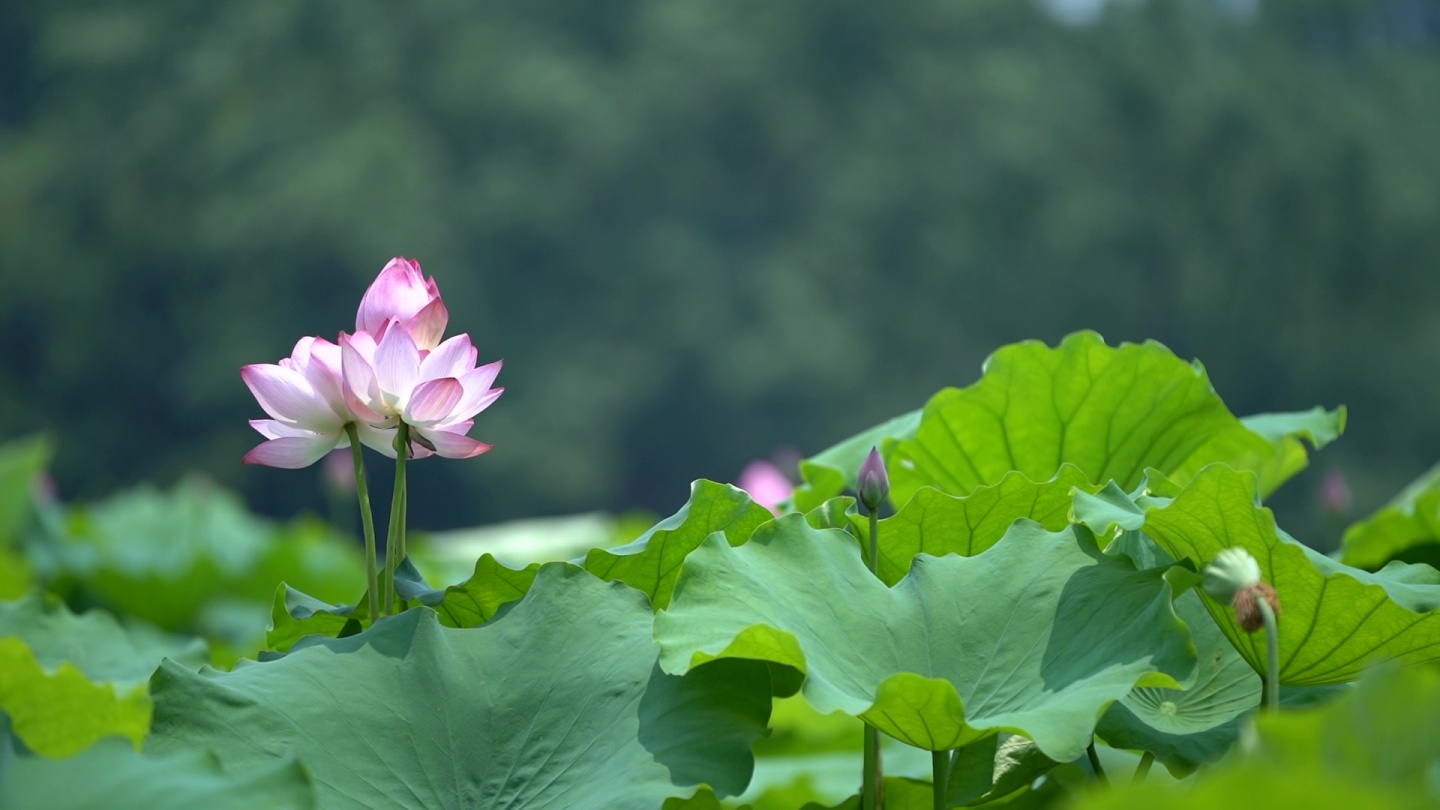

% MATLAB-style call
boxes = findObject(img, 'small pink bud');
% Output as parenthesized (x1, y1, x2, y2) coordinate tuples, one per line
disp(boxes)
(857, 446, 889, 513)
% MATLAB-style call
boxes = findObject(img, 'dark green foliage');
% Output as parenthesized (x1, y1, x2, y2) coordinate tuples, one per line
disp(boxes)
(1, 1, 1437, 536)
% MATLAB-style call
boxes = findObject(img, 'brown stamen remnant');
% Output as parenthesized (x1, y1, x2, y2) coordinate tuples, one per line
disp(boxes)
(1232, 582, 1280, 633)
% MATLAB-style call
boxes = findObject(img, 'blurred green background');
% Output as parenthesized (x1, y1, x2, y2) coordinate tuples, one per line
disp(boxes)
(2, 0, 1438, 545)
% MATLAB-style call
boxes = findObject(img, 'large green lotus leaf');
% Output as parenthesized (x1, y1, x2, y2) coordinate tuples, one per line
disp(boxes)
(793, 410, 922, 512)
(874, 464, 1097, 586)
(1072, 666, 1440, 810)
(585, 479, 775, 609)
(150, 564, 771, 808)
(1136, 465, 1440, 684)
(655, 515, 1195, 760)
(0, 738, 315, 810)
(886, 331, 1343, 507)
(0, 593, 206, 756)
(1340, 462, 1440, 570)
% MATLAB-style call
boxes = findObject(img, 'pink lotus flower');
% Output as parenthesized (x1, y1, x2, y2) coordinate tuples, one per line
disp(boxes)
(737, 460, 795, 515)
(356, 257, 448, 349)
(340, 321, 503, 459)
(241, 336, 390, 468)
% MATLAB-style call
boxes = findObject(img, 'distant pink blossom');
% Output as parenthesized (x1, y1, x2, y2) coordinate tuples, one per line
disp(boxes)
(340, 322, 503, 460)
(1320, 467, 1352, 515)
(356, 257, 448, 349)
(241, 336, 390, 468)
(738, 460, 794, 514)
(322, 447, 356, 493)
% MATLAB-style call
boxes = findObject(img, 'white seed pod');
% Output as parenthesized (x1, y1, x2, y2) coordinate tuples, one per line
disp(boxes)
(1202, 548, 1263, 602)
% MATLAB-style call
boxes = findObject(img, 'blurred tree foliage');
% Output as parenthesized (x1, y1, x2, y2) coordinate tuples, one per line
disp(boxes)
(1, 0, 1438, 541)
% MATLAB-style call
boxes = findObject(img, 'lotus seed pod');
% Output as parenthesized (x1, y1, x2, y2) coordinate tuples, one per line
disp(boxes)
(1202, 548, 1262, 602)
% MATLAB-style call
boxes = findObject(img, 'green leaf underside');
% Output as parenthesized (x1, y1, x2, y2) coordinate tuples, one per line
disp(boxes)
(1136, 465, 1440, 684)
(794, 410, 922, 512)
(1073, 667, 1440, 809)
(948, 734, 1059, 806)
(656, 515, 1195, 760)
(1095, 590, 1256, 776)
(0, 739, 316, 810)
(1341, 461, 1440, 570)
(264, 585, 360, 653)
(886, 331, 1342, 508)
(0, 594, 206, 757)
(152, 564, 771, 808)
(875, 465, 1098, 585)
(585, 479, 775, 610)
(1095, 590, 1345, 776)
(389, 554, 542, 628)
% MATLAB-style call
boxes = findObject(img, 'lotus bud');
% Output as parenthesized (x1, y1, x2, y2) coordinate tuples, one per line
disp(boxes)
(1203, 548, 1280, 633)
(857, 446, 889, 513)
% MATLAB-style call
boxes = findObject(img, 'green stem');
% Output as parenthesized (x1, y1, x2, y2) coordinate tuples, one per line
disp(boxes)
(868, 510, 879, 572)
(383, 423, 410, 616)
(862, 725, 879, 810)
(344, 424, 380, 624)
(1132, 751, 1154, 784)
(860, 507, 885, 809)
(1087, 742, 1108, 786)
(1259, 599, 1280, 711)
(931, 749, 949, 810)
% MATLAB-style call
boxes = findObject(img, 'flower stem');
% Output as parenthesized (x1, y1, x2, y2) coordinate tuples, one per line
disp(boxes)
(931, 749, 950, 810)
(383, 423, 410, 616)
(1259, 599, 1280, 711)
(862, 726, 879, 810)
(1132, 751, 1154, 784)
(861, 507, 884, 809)
(868, 510, 879, 572)
(344, 424, 380, 624)
(1087, 742, 1108, 786)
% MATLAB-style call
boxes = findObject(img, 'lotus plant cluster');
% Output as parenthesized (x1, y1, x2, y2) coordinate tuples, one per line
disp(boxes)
(21, 330, 1440, 810)
(241, 258, 502, 617)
